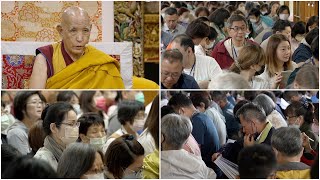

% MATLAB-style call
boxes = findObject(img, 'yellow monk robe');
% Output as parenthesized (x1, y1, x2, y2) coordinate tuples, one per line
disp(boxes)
(132, 76, 159, 89)
(46, 42, 125, 89)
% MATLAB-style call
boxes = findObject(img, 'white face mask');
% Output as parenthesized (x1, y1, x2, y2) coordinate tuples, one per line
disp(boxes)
(72, 104, 81, 115)
(205, 40, 215, 49)
(261, 11, 268, 15)
(288, 118, 300, 129)
(181, 17, 189, 23)
(245, 32, 250, 38)
(288, 124, 300, 129)
(61, 126, 79, 145)
(279, 14, 289, 20)
(89, 136, 107, 150)
(224, 22, 228, 28)
(250, 18, 257, 23)
(131, 119, 145, 133)
(85, 173, 104, 179)
(1, 114, 14, 133)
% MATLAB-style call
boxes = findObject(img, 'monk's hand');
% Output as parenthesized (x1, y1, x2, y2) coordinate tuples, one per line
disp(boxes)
(244, 134, 255, 147)
(211, 152, 221, 162)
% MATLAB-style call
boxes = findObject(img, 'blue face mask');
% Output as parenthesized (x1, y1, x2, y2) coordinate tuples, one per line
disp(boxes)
(135, 92, 145, 104)
(224, 22, 228, 28)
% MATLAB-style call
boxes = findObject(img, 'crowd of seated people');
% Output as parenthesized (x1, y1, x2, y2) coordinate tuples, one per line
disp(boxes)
(161, 90, 319, 179)
(161, 1, 319, 89)
(1, 91, 159, 179)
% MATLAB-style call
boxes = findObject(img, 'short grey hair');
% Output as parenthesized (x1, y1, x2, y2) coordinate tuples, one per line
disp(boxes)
(208, 71, 251, 89)
(236, 102, 267, 123)
(161, 114, 192, 150)
(253, 94, 275, 116)
(227, 14, 248, 28)
(271, 127, 303, 157)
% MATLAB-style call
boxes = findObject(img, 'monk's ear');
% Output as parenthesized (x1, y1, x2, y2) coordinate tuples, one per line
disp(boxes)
(56, 24, 63, 36)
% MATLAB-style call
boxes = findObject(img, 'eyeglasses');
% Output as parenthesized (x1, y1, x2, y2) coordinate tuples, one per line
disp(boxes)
(61, 122, 80, 128)
(161, 71, 180, 79)
(229, 26, 247, 32)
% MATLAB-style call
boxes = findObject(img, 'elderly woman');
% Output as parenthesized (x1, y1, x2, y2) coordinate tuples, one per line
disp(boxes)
(161, 114, 216, 179)
(271, 127, 311, 179)
(57, 143, 104, 179)
(253, 94, 287, 129)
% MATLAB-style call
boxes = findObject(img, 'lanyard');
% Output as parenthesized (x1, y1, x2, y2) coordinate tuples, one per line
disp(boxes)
(189, 59, 196, 77)
(231, 39, 238, 60)
(231, 39, 246, 60)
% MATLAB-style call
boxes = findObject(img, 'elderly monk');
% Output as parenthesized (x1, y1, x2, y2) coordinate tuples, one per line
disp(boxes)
(29, 7, 125, 89)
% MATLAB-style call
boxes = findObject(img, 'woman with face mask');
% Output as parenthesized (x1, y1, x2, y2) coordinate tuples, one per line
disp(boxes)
(103, 100, 145, 155)
(78, 112, 107, 151)
(57, 91, 81, 115)
(7, 91, 46, 155)
(277, 5, 294, 27)
(57, 143, 104, 179)
(248, 8, 274, 37)
(79, 91, 109, 131)
(285, 101, 318, 150)
(229, 43, 278, 89)
(208, 8, 230, 45)
(105, 134, 145, 179)
(177, 7, 191, 28)
(195, 26, 217, 56)
(34, 102, 79, 171)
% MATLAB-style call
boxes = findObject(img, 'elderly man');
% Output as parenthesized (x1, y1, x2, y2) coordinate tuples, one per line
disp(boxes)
(211, 14, 257, 69)
(161, 49, 199, 89)
(161, 114, 216, 179)
(170, 34, 222, 89)
(236, 103, 275, 147)
(271, 127, 311, 179)
(29, 6, 124, 89)
(212, 103, 275, 167)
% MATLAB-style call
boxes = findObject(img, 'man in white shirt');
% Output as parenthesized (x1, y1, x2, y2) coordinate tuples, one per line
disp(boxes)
(169, 34, 222, 89)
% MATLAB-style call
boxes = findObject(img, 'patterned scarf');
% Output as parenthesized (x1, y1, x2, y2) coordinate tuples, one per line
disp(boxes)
(43, 135, 65, 162)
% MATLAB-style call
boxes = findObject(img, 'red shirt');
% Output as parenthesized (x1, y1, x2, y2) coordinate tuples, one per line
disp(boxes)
(211, 37, 257, 69)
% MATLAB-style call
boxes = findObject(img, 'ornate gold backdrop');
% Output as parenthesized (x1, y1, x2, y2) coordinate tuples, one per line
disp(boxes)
(114, 1, 159, 77)
(1, 1, 102, 42)
(2, 1, 159, 78)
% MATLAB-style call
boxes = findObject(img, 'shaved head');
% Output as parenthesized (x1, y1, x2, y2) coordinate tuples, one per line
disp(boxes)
(57, 6, 92, 61)
(61, 6, 90, 27)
